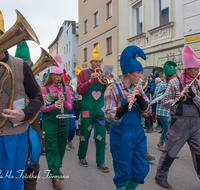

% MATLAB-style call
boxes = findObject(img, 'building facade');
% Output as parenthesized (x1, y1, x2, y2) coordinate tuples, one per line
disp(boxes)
(118, 0, 200, 75)
(78, 0, 118, 78)
(48, 27, 63, 68)
(62, 21, 79, 78)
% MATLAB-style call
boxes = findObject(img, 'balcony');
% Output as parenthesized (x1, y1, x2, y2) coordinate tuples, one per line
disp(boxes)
(127, 33, 146, 47)
(148, 22, 174, 43)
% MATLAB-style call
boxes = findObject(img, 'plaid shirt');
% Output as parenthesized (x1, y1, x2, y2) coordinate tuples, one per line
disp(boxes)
(154, 81, 170, 117)
(104, 79, 151, 123)
(161, 77, 200, 115)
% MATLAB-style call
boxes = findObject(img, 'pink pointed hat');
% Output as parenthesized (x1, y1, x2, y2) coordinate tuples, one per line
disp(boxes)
(54, 55, 62, 63)
(182, 45, 200, 69)
(50, 55, 63, 74)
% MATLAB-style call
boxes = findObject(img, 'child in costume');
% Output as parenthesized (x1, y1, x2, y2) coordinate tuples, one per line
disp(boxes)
(77, 45, 109, 173)
(41, 60, 72, 189)
(155, 45, 200, 189)
(104, 46, 151, 189)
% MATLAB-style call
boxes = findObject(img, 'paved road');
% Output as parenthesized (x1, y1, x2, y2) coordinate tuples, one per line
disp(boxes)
(37, 128, 200, 190)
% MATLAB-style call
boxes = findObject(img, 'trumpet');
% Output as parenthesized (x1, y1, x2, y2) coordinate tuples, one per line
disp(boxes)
(171, 72, 200, 106)
(128, 78, 143, 111)
(94, 68, 112, 86)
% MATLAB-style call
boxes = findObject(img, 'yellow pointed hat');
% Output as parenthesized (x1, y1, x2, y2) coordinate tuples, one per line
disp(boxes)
(75, 65, 82, 76)
(0, 11, 5, 34)
(91, 45, 101, 61)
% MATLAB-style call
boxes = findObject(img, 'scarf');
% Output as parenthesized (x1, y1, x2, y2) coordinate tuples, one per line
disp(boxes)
(180, 70, 193, 84)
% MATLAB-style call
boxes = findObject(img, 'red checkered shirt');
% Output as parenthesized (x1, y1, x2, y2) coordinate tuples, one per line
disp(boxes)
(104, 79, 151, 123)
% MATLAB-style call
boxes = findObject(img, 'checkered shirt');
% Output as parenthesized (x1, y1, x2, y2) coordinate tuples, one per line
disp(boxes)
(161, 77, 200, 115)
(104, 79, 151, 123)
(154, 81, 170, 117)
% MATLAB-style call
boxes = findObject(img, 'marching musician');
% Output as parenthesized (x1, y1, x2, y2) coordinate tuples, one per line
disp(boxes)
(15, 41, 42, 190)
(0, 11, 43, 190)
(155, 45, 200, 189)
(104, 46, 151, 189)
(40, 60, 72, 189)
(77, 45, 109, 173)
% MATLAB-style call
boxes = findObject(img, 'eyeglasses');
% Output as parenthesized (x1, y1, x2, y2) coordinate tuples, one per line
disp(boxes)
(52, 74, 63, 77)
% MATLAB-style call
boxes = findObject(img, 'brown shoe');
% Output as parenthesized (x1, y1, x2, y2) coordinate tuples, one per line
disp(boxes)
(146, 151, 155, 161)
(59, 170, 64, 180)
(52, 178, 64, 189)
(68, 140, 74, 149)
(155, 177, 172, 189)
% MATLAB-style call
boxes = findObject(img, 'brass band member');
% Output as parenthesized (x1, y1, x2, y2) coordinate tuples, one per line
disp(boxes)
(0, 11, 43, 190)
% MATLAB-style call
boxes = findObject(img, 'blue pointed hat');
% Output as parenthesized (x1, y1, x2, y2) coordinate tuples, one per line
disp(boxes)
(120, 46, 146, 74)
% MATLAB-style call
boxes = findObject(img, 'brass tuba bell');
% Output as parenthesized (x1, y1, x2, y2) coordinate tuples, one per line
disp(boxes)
(29, 48, 58, 124)
(0, 9, 40, 54)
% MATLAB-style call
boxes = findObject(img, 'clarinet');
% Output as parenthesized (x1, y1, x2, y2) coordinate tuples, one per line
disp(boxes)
(171, 72, 200, 106)
(128, 78, 142, 111)
(57, 80, 66, 126)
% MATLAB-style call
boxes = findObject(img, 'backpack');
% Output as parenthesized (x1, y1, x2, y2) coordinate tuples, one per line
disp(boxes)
(25, 124, 42, 169)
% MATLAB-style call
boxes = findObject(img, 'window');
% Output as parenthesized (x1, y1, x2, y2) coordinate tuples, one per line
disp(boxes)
(93, 11, 99, 28)
(69, 41, 70, 52)
(83, 47, 87, 62)
(159, 0, 169, 26)
(106, 0, 112, 20)
(136, 6, 143, 35)
(83, 0, 86, 2)
(106, 36, 112, 55)
(68, 61, 70, 71)
(66, 62, 67, 71)
(66, 44, 68, 54)
(84, 19, 88, 34)
(66, 30, 68, 37)
(93, 42, 98, 48)
(64, 47, 66, 54)
(131, 1, 143, 36)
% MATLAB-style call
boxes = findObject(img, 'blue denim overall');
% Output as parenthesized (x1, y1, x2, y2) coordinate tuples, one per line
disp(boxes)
(110, 83, 149, 188)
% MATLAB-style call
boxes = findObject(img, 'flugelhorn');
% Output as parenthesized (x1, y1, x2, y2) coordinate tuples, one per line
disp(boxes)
(0, 9, 40, 54)
(94, 68, 112, 86)
(171, 72, 200, 106)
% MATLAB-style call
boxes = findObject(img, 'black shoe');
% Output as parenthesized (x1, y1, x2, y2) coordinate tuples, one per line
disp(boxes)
(97, 164, 109, 173)
(76, 129, 81, 136)
(79, 158, 88, 167)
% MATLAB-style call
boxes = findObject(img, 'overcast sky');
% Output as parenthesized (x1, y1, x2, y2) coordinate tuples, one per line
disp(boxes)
(1, 0, 78, 63)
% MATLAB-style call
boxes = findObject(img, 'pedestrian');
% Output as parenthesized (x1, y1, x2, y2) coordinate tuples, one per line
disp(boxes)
(154, 61, 177, 151)
(77, 45, 109, 173)
(40, 61, 72, 189)
(104, 45, 151, 189)
(155, 45, 200, 189)
(70, 65, 82, 136)
(0, 11, 43, 190)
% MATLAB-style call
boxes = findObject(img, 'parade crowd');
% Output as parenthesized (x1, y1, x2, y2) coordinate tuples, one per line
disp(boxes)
(1, 10, 200, 190)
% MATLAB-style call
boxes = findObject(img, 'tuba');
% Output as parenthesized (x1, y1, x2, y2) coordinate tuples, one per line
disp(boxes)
(94, 68, 112, 86)
(29, 48, 58, 124)
(0, 10, 57, 126)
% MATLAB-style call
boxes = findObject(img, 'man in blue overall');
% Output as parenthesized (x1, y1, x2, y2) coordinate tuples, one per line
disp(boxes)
(104, 46, 151, 189)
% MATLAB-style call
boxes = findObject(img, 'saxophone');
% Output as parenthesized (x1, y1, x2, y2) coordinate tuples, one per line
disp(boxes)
(57, 81, 66, 126)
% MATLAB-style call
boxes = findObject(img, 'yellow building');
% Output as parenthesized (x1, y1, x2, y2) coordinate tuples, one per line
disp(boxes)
(78, 0, 118, 78)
